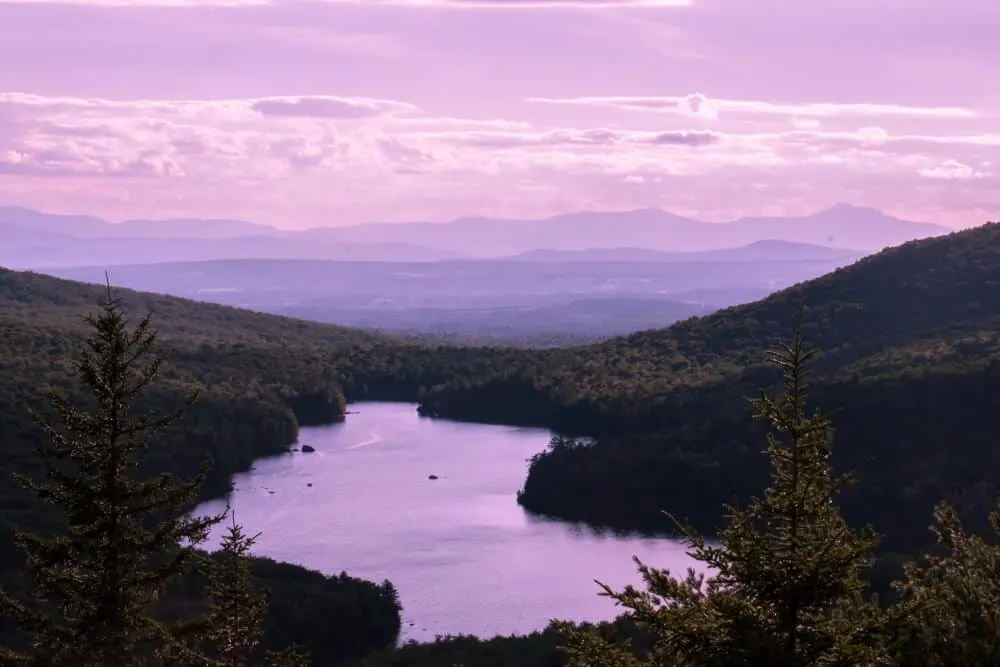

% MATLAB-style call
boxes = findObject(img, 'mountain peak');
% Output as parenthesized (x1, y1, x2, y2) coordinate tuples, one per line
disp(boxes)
(813, 203, 884, 217)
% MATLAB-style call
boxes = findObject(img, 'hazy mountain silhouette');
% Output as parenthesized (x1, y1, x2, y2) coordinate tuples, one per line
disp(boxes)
(728, 204, 948, 249)
(313, 205, 947, 255)
(0, 206, 282, 239)
(0, 209, 462, 267)
(114, 218, 285, 239)
(0, 203, 949, 267)
(513, 240, 865, 263)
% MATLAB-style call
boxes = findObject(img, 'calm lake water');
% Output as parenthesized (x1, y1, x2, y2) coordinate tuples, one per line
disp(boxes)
(195, 402, 700, 642)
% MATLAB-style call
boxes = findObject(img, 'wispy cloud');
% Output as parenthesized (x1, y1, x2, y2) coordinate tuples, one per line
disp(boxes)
(527, 94, 980, 120)
(1, 92, 414, 120)
(416, 127, 720, 148)
(918, 160, 990, 181)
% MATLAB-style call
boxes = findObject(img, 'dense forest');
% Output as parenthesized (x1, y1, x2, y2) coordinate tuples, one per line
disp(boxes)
(5, 219, 1000, 663)
(408, 223, 1000, 552)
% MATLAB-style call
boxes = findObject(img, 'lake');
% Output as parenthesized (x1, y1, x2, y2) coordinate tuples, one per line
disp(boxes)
(195, 402, 700, 642)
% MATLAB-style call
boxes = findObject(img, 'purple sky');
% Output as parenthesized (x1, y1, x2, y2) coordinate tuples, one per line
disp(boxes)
(0, 0, 997, 228)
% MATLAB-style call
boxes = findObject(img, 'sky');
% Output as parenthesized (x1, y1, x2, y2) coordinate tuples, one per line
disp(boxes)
(0, 0, 998, 229)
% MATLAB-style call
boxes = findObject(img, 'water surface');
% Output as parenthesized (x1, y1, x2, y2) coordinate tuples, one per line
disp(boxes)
(197, 402, 699, 641)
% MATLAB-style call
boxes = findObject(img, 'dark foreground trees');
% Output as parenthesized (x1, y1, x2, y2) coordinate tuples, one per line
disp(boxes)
(556, 316, 1000, 667)
(0, 284, 308, 666)
(190, 516, 309, 667)
(557, 318, 890, 666)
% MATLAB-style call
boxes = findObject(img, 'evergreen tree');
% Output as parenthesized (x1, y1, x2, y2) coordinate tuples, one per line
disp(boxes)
(0, 282, 224, 666)
(191, 509, 309, 667)
(892, 502, 1000, 666)
(558, 313, 889, 667)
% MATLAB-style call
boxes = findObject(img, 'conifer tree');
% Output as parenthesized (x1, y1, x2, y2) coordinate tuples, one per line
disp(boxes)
(198, 512, 268, 666)
(0, 282, 224, 666)
(191, 509, 309, 667)
(892, 502, 1000, 666)
(558, 313, 889, 667)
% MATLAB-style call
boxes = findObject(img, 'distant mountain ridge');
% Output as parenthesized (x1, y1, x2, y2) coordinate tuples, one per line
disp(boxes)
(0, 206, 284, 239)
(0, 203, 951, 268)
(513, 240, 865, 263)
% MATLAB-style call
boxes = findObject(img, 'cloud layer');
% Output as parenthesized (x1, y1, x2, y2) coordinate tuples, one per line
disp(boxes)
(0, 0, 996, 227)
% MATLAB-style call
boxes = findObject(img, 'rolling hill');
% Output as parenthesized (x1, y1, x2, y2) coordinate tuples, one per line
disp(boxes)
(416, 222, 1000, 552)
(0, 268, 374, 515)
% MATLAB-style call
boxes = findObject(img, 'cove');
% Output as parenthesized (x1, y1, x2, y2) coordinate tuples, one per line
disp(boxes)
(195, 402, 700, 642)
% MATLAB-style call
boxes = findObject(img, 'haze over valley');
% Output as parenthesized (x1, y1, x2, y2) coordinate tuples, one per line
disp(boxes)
(5, 203, 929, 344)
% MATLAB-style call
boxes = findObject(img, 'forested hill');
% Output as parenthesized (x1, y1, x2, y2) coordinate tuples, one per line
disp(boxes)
(418, 223, 1000, 552)
(1, 267, 395, 496)
(0, 266, 394, 348)
(421, 223, 1000, 430)
(1, 267, 463, 500)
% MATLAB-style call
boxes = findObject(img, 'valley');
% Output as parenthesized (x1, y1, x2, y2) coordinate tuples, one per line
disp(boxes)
(44, 251, 859, 346)
(4, 215, 1000, 664)
(5, 0, 997, 660)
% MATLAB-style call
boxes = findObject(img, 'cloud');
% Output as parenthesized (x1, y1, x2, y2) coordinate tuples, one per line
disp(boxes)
(648, 130, 717, 146)
(391, 116, 534, 131)
(527, 93, 979, 120)
(251, 95, 414, 119)
(422, 127, 719, 149)
(1, 92, 413, 121)
(918, 160, 991, 180)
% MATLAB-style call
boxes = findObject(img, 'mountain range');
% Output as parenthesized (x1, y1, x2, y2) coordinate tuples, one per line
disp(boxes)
(511, 239, 863, 263)
(0, 204, 951, 268)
